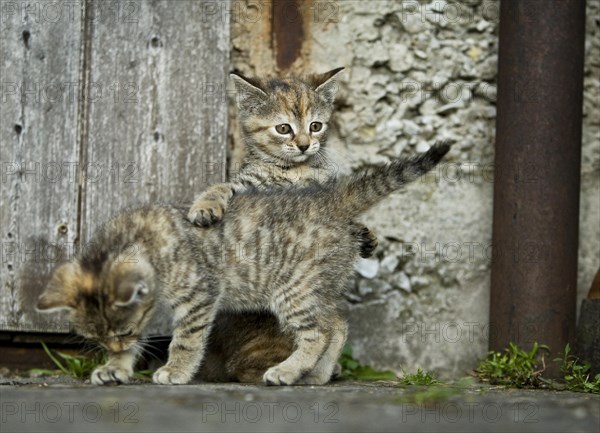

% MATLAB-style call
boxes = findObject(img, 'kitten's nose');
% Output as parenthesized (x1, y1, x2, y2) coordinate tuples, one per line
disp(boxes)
(296, 135, 310, 153)
(107, 341, 122, 352)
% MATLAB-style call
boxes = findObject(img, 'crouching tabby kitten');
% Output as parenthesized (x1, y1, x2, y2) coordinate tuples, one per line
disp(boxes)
(198, 311, 295, 382)
(37, 142, 452, 386)
(188, 67, 378, 259)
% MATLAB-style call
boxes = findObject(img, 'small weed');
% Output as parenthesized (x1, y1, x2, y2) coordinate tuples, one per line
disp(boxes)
(398, 368, 441, 386)
(554, 344, 600, 394)
(33, 342, 155, 381)
(32, 342, 106, 379)
(133, 369, 154, 380)
(476, 341, 600, 394)
(338, 344, 396, 381)
(476, 341, 548, 388)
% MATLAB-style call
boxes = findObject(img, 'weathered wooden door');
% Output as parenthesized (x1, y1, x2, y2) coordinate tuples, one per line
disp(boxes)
(0, 1, 229, 333)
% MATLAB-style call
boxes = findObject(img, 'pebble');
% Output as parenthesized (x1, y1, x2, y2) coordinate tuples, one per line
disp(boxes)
(401, 13, 427, 34)
(467, 46, 482, 61)
(416, 141, 431, 153)
(380, 255, 399, 274)
(410, 276, 431, 290)
(419, 99, 438, 115)
(354, 258, 379, 279)
(436, 102, 464, 114)
(358, 280, 374, 296)
(430, 0, 447, 13)
(476, 20, 490, 32)
(393, 272, 412, 292)
(414, 50, 428, 60)
(483, 106, 497, 118)
(344, 292, 362, 303)
(403, 120, 421, 136)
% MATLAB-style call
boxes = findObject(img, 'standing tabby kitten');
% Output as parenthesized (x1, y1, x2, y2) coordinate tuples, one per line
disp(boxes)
(36, 143, 451, 386)
(188, 67, 377, 258)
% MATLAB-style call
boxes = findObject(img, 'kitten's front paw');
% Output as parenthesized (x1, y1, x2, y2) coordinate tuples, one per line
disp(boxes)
(152, 366, 192, 385)
(263, 365, 301, 386)
(188, 200, 225, 227)
(91, 365, 132, 385)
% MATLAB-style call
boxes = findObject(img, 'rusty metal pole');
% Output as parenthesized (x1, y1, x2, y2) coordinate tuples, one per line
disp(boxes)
(490, 1, 586, 377)
(272, 0, 305, 71)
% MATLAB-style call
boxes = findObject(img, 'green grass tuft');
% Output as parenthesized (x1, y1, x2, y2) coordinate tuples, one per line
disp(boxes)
(476, 341, 600, 394)
(398, 368, 441, 386)
(32, 342, 106, 379)
(554, 343, 600, 394)
(476, 341, 548, 388)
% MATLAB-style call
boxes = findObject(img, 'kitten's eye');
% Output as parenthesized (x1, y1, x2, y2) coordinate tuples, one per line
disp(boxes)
(275, 124, 292, 135)
(310, 122, 323, 132)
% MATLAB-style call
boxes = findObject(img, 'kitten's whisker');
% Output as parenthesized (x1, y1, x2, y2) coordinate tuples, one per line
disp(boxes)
(81, 344, 103, 359)
(136, 341, 162, 362)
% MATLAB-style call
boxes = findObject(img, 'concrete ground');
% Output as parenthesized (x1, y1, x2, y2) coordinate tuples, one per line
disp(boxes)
(1, 376, 599, 433)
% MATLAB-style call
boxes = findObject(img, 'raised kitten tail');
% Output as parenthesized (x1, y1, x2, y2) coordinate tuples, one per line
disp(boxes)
(330, 140, 453, 218)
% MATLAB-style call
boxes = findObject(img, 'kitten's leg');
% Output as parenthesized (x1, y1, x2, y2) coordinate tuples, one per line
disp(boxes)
(263, 323, 329, 386)
(153, 299, 217, 385)
(91, 346, 140, 385)
(349, 222, 378, 258)
(188, 183, 234, 226)
(298, 316, 348, 385)
(263, 293, 330, 385)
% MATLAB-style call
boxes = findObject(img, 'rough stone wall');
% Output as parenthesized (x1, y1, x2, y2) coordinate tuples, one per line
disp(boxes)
(580, 1, 600, 317)
(228, 0, 600, 378)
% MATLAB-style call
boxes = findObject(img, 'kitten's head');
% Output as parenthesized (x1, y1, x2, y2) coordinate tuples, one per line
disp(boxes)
(36, 256, 157, 353)
(231, 67, 344, 165)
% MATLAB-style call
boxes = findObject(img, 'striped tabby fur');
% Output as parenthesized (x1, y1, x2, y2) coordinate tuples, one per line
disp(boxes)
(36, 142, 452, 386)
(188, 68, 378, 258)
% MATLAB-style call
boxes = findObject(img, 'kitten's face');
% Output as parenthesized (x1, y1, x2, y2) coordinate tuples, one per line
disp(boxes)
(37, 259, 156, 353)
(232, 68, 344, 165)
(244, 78, 332, 163)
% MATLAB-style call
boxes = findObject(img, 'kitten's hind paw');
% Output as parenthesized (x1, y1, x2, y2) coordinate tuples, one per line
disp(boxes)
(359, 228, 378, 258)
(91, 365, 132, 385)
(187, 200, 225, 227)
(263, 365, 302, 386)
(152, 366, 192, 385)
(350, 223, 378, 258)
(331, 362, 342, 379)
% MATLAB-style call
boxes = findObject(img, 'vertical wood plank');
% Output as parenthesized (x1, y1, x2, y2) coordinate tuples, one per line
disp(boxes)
(81, 1, 229, 333)
(0, 1, 83, 332)
(1, 1, 229, 334)
(82, 0, 229, 241)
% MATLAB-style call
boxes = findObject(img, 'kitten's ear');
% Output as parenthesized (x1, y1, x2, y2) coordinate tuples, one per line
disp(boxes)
(310, 67, 345, 104)
(36, 262, 80, 313)
(114, 278, 150, 307)
(230, 72, 268, 110)
(111, 259, 154, 307)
